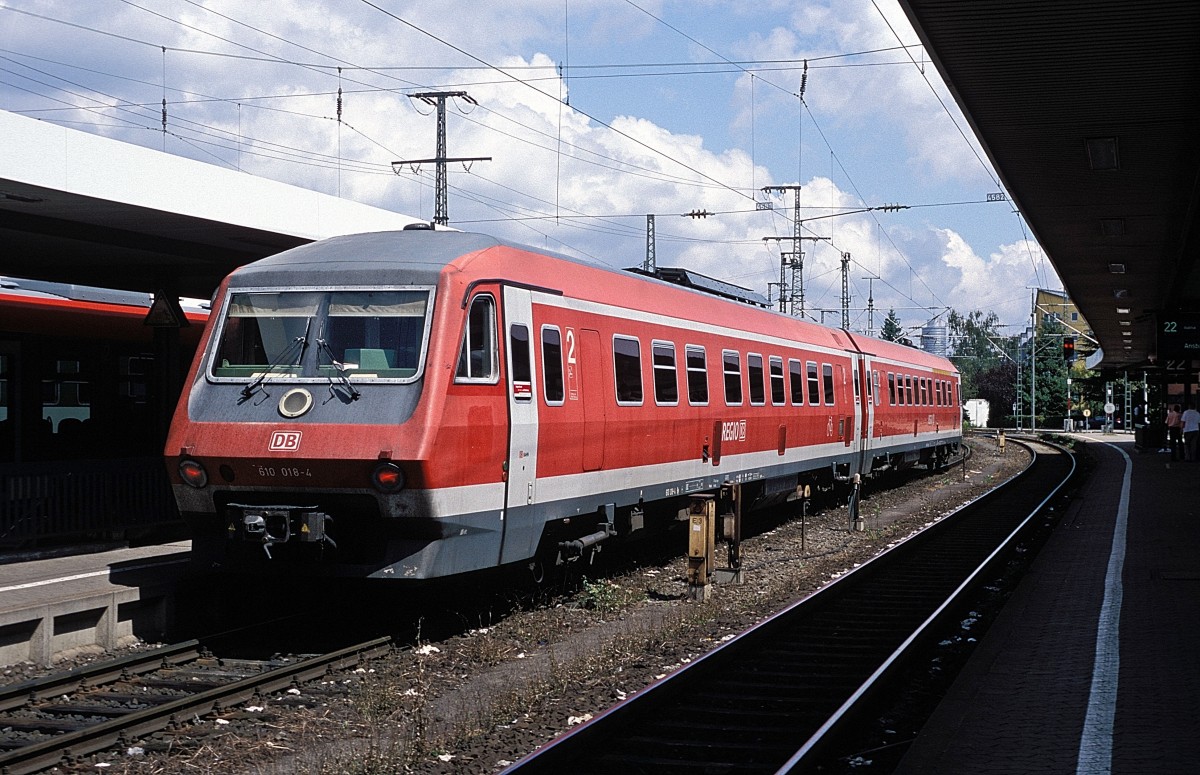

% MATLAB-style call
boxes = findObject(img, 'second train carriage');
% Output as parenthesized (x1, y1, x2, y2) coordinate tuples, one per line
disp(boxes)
(166, 230, 960, 579)
(1, 279, 205, 549)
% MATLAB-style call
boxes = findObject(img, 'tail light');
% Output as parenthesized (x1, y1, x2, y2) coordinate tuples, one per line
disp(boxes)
(179, 459, 209, 488)
(371, 462, 405, 493)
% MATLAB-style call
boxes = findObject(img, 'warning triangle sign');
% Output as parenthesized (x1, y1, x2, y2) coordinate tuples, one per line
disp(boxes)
(144, 291, 190, 328)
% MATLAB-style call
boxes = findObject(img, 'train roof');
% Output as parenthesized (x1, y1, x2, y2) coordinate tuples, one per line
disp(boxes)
(227, 230, 557, 288)
(225, 230, 956, 375)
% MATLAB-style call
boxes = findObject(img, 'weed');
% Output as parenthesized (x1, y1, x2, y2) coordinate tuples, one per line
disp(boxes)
(577, 577, 641, 614)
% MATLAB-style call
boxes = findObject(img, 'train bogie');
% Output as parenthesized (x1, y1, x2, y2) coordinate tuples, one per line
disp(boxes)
(166, 230, 961, 580)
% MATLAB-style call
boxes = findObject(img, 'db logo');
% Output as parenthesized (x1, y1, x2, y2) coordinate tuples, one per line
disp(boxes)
(268, 430, 302, 451)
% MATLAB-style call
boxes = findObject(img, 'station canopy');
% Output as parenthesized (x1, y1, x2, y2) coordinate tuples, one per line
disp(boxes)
(0, 110, 422, 300)
(898, 0, 1200, 368)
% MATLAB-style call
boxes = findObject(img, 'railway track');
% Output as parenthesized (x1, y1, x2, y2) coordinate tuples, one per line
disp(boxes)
(0, 634, 393, 775)
(503, 437, 1075, 774)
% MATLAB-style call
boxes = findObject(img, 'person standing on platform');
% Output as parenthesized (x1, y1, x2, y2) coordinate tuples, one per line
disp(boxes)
(1182, 402, 1200, 462)
(1166, 403, 1183, 460)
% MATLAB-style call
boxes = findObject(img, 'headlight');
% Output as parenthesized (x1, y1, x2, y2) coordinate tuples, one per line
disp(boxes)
(179, 459, 209, 488)
(371, 462, 405, 493)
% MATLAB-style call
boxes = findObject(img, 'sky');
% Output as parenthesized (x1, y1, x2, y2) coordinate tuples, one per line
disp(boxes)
(0, 0, 1062, 335)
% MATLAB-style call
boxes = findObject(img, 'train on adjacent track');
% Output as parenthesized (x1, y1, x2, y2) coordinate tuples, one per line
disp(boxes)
(1, 279, 205, 549)
(165, 228, 961, 580)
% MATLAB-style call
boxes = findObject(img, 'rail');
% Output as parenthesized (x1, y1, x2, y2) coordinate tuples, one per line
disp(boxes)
(502, 437, 1074, 774)
(0, 636, 394, 775)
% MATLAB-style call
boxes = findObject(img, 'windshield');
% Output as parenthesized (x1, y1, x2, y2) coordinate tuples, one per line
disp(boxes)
(211, 288, 432, 382)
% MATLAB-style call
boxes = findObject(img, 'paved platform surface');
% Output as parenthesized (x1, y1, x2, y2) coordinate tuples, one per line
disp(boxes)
(0, 542, 191, 608)
(0, 542, 192, 664)
(895, 434, 1200, 774)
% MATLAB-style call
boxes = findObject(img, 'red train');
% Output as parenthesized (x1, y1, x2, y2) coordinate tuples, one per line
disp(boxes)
(165, 229, 961, 579)
(1, 279, 205, 549)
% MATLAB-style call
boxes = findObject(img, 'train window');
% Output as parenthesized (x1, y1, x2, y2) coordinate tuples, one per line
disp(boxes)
(215, 291, 320, 377)
(936, 380, 943, 406)
(924, 378, 931, 405)
(212, 288, 434, 383)
(613, 336, 643, 405)
(747, 354, 765, 406)
(788, 359, 804, 405)
(906, 376, 914, 405)
(806, 361, 819, 406)
(455, 295, 499, 383)
(723, 350, 743, 406)
(541, 326, 564, 405)
(873, 370, 881, 406)
(769, 356, 785, 405)
(888, 372, 896, 405)
(509, 325, 533, 402)
(822, 364, 835, 406)
(42, 359, 92, 433)
(652, 341, 679, 405)
(325, 291, 429, 378)
(852, 363, 860, 402)
(119, 355, 153, 402)
(685, 345, 708, 405)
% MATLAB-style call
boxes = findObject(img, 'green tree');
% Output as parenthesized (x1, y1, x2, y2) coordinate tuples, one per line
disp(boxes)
(976, 360, 1017, 422)
(948, 309, 1006, 399)
(1018, 318, 1070, 426)
(880, 309, 903, 342)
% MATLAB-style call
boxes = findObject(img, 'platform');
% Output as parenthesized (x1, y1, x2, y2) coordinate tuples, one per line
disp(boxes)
(0, 542, 192, 665)
(895, 434, 1200, 774)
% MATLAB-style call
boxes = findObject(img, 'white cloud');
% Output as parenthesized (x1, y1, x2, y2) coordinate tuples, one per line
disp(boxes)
(0, 0, 1052, 329)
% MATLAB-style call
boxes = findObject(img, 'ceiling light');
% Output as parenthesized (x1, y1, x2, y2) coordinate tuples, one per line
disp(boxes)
(1100, 218, 1126, 236)
(1086, 137, 1120, 170)
(1116, 307, 1130, 314)
(1120, 321, 1131, 326)
(1108, 263, 1126, 274)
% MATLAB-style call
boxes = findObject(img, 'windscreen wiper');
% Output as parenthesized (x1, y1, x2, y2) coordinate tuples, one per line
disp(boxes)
(241, 336, 307, 399)
(316, 338, 361, 401)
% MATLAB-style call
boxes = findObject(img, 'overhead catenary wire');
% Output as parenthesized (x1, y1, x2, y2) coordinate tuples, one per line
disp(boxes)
(0, 2, 1035, 330)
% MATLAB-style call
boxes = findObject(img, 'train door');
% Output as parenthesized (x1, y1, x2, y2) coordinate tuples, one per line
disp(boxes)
(500, 287, 539, 560)
(578, 329, 605, 471)
(857, 354, 876, 472)
(850, 360, 863, 449)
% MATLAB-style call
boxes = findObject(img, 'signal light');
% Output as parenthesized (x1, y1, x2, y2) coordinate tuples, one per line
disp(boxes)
(1063, 337, 1076, 362)
(371, 462, 406, 493)
(179, 459, 208, 488)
